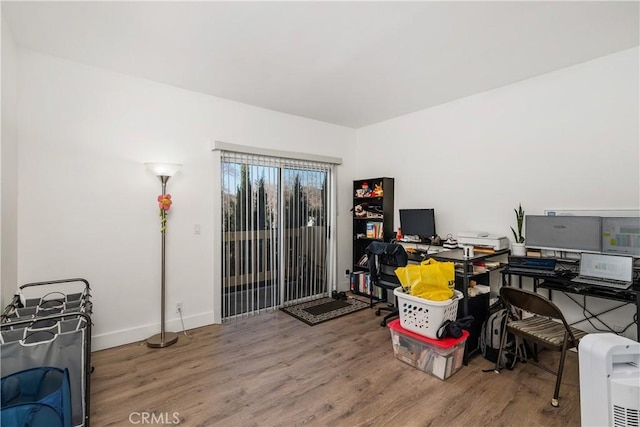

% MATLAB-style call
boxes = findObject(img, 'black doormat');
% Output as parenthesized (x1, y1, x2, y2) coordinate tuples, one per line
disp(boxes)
(304, 299, 350, 315)
(281, 297, 369, 326)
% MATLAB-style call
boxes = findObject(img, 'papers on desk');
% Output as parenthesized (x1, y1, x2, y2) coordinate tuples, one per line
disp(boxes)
(454, 261, 501, 275)
(474, 284, 491, 294)
(468, 284, 491, 297)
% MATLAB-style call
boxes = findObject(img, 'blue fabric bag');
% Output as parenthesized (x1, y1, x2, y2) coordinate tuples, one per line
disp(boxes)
(1, 366, 71, 427)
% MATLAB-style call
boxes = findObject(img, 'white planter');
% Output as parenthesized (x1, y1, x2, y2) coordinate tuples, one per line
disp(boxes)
(511, 242, 526, 256)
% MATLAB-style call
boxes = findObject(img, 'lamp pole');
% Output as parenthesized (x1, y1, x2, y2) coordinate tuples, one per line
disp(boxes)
(146, 166, 180, 349)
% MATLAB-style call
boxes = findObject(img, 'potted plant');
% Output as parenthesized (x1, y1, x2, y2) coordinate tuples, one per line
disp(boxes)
(510, 204, 526, 256)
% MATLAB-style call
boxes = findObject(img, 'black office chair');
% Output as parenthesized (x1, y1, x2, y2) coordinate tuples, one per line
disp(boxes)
(495, 287, 588, 407)
(366, 242, 408, 327)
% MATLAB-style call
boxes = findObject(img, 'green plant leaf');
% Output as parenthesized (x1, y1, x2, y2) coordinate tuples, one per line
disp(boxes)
(512, 204, 525, 243)
(511, 226, 518, 242)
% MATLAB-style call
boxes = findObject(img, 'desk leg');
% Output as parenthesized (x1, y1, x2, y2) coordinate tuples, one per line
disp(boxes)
(542, 279, 553, 302)
(462, 271, 469, 317)
(636, 291, 640, 342)
(462, 265, 470, 365)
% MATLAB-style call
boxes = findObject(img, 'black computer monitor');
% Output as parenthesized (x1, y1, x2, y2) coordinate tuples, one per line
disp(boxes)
(399, 209, 435, 242)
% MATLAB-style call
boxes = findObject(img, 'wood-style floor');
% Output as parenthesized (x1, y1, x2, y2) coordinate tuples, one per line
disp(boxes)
(90, 300, 581, 427)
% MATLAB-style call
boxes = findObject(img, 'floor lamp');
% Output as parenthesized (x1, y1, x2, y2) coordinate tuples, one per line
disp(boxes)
(145, 162, 182, 348)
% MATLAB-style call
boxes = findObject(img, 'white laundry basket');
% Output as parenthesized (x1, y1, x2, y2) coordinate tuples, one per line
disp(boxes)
(393, 287, 462, 339)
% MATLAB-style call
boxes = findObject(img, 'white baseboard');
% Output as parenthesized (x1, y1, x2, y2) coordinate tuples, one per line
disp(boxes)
(91, 311, 217, 351)
(337, 277, 350, 292)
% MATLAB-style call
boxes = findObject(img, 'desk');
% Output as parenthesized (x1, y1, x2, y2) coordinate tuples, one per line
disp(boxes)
(424, 248, 510, 315)
(502, 268, 640, 341)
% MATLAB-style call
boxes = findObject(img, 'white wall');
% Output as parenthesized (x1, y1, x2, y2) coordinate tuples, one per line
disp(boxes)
(17, 50, 357, 350)
(357, 47, 640, 339)
(14, 44, 639, 347)
(1, 16, 19, 307)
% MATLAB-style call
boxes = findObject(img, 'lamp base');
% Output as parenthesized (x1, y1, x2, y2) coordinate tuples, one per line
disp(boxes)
(146, 332, 179, 348)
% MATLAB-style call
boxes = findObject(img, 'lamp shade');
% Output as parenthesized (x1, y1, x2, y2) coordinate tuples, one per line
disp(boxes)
(145, 162, 182, 177)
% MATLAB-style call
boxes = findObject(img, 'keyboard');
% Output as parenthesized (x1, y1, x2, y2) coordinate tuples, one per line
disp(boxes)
(554, 258, 579, 264)
(571, 276, 632, 290)
(506, 267, 557, 277)
(406, 253, 425, 262)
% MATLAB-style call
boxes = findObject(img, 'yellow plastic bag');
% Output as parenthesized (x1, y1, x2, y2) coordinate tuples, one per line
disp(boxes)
(395, 259, 455, 301)
(393, 263, 423, 289)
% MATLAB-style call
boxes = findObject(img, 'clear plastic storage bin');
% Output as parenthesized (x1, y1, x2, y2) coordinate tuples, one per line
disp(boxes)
(388, 318, 468, 380)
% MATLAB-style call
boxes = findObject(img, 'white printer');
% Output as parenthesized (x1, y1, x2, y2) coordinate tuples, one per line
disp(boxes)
(457, 231, 510, 250)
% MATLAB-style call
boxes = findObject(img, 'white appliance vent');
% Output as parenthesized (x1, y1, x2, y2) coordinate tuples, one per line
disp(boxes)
(613, 406, 639, 427)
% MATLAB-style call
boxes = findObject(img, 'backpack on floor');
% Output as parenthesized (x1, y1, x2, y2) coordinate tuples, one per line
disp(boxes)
(480, 308, 518, 370)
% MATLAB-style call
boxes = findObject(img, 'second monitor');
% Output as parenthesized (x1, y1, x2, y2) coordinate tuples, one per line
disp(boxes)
(399, 208, 435, 243)
(602, 216, 640, 257)
(525, 215, 602, 253)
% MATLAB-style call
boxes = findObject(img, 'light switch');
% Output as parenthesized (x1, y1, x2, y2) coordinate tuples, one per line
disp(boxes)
(194, 224, 201, 235)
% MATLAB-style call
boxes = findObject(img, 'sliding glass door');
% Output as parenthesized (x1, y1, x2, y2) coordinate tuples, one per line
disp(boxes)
(220, 152, 332, 320)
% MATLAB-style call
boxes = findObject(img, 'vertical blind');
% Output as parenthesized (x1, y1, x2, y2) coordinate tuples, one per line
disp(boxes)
(220, 151, 333, 320)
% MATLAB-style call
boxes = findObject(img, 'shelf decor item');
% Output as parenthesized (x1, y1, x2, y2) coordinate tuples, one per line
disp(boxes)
(510, 203, 526, 256)
(144, 162, 182, 348)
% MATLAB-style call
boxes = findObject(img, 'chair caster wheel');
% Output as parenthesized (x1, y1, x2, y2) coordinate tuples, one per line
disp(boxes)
(375, 309, 381, 316)
(551, 399, 559, 407)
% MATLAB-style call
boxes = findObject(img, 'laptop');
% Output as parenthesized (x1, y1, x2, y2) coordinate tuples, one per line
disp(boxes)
(571, 253, 634, 290)
(507, 256, 557, 277)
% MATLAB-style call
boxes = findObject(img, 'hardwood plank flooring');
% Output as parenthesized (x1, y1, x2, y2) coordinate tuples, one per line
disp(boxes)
(90, 303, 581, 426)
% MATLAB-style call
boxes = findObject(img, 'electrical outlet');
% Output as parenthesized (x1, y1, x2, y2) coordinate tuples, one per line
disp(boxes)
(344, 269, 350, 278)
(612, 324, 624, 333)
(176, 302, 183, 314)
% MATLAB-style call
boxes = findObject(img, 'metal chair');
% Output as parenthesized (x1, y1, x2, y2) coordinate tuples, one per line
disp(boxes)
(495, 287, 588, 407)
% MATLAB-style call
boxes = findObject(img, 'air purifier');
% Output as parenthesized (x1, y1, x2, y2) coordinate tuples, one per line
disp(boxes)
(579, 333, 640, 427)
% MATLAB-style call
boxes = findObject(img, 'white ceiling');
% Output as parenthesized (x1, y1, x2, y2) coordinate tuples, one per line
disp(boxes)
(3, 1, 639, 128)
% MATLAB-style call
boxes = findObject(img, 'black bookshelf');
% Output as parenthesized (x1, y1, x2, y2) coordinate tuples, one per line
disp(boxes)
(350, 177, 394, 299)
